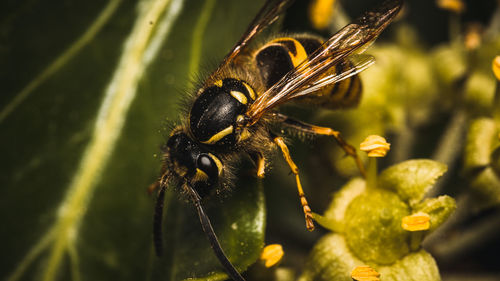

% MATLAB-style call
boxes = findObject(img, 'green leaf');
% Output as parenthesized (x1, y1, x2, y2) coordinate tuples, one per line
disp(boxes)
(464, 118, 497, 172)
(463, 117, 500, 208)
(413, 196, 456, 233)
(151, 178, 265, 281)
(299, 234, 441, 281)
(378, 160, 447, 207)
(431, 43, 467, 87)
(377, 250, 440, 281)
(491, 146, 500, 178)
(0, 0, 266, 280)
(298, 233, 364, 281)
(469, 167, 500, 208)
(464, 72, 497, 115)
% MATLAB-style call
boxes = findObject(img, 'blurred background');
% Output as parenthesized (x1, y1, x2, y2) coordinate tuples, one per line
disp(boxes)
(1, 0, 499, 280)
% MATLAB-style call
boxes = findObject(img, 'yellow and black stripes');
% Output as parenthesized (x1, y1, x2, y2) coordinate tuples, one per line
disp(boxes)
(254, 35, 362, 109)
(295, 58, 362, 109)
(254, 36, 322, 88)
(269, 37, 309, 69)
(255, 37, 309, 88)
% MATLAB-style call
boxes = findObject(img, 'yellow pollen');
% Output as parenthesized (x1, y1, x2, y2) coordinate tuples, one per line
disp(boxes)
(437, 0, 465, 13)
(309, 0, 336, 30)
(402, 212, 431, 231)
(260, 244, 284, 268)
(351, 265, 380, 281)
(360, 135, 391, 157)
(492, 56, 500, 81)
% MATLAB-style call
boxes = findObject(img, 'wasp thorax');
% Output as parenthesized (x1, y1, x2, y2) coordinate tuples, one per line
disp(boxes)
(189, 78, 256, 146)
(166, 132, 223, 197)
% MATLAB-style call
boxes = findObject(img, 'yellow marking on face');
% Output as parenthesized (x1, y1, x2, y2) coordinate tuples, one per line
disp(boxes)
(271, 37, 308, 68)
(242, 81, 256, 100)
(208, 153, 223, 176)
(201, 125, 233, 144)
(194, 168, 209, 182)
(230, 90, 248, 104)
(214, 79, 223, 87)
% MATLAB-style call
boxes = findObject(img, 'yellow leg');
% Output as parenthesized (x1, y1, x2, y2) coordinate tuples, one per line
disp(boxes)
(275, 113, 366, 177)
(308, 126, 366, 177)
(256, 155, 266, 178)
(273, 136, 315, 231)
(250, 152, 266, 178)
(249, 152, 267, 178)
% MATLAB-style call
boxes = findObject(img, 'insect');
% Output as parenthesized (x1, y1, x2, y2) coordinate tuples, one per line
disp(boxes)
(151, 0, 403, 280)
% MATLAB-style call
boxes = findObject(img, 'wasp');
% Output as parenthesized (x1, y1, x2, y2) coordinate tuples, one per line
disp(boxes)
(151, 0, 403, 280)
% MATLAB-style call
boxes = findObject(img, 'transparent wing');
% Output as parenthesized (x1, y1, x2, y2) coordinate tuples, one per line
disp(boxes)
(245, 0, 403, 125)
(297, 54, 375, 97)
(218, 0, 293, 69)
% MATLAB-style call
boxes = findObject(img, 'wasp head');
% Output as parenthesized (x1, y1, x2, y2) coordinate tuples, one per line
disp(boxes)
(165, 130, 223, 197)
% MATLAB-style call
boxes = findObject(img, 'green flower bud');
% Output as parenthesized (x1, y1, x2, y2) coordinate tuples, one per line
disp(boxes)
(344, 188, 410, 264)
(307, 160, 456, 280)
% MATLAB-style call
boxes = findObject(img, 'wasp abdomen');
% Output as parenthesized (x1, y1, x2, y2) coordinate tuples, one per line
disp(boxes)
(189, 78, 256, 146)
(255, 37, 314, 88)
(254, 35, 362, 109)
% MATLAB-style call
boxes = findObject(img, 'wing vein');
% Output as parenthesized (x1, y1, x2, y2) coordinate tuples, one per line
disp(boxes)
(245, 0, 403, 125)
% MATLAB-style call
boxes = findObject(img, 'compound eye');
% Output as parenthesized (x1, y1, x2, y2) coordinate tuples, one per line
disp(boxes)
(196, 154, 219, 181)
